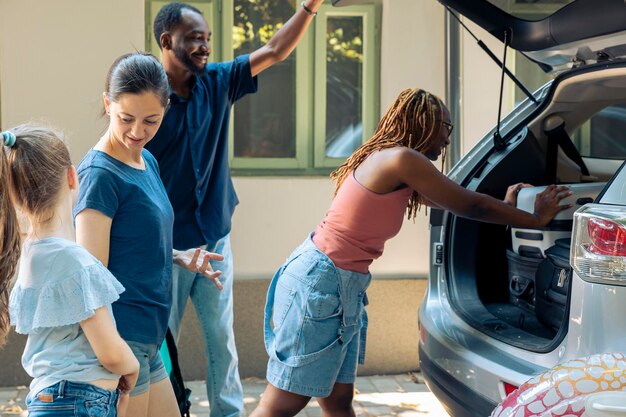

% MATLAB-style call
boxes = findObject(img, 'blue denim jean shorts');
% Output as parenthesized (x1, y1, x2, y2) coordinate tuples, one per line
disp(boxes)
(127, 341, 169, 396)
(26, 380, 119, 417)
(264, 235, 371, 398)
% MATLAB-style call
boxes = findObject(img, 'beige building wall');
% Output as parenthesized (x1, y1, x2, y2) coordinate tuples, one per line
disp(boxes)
(0, 0, 145, 161)
(0, 0, 511, 385)
(460, 18, 516, 153)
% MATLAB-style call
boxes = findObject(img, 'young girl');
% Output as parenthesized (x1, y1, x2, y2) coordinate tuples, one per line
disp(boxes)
(74, 52, 223, 417)
(1, 125, 139, 417)
(250, 88, 572, 417)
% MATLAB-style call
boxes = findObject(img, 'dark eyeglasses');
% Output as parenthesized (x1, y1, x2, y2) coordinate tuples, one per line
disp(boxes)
(441, 121, 454, 137)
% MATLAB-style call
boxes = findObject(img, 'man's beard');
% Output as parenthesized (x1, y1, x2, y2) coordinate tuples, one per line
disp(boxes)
(173, 45, 206, 76)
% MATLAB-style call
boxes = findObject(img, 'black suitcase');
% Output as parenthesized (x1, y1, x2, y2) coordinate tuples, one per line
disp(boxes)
(506, 249, 542, 311)
(161, 328, 192, 417)
(535, 238, 572, 330)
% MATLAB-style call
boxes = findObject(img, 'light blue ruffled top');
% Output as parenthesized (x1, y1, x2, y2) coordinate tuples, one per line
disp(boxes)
(9, 237, 125, 397)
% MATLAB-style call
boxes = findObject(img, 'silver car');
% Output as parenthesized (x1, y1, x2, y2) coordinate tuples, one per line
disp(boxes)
(413, 1, 626, 416)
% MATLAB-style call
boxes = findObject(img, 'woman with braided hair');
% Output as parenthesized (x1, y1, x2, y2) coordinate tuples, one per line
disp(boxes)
(250, 87, 571, 417)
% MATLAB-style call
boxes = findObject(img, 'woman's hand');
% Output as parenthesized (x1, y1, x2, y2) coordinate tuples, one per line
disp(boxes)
(533, 184, 572, 226)
(503, 182, 533, 206)
(174, 248, 225, 290)
(117, 369, 139, 417)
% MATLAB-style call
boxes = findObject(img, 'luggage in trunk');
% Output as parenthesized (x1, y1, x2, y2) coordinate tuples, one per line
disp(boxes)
(506, 249, 542, 311)
(512, 182, 605, 258)
(535, 238, 572, 330)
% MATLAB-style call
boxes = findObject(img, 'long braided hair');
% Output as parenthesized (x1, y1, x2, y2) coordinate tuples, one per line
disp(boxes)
(330, 88, 447, 220)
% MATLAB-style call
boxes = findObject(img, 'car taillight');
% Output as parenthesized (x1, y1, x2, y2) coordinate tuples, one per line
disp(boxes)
(503, 382, 518, 396)
(573, 205, 626, 285)
(587, 217, 626, 256)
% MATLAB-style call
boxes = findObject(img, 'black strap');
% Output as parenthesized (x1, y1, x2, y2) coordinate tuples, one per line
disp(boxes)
(165, 328, 192, 417)
(493, 29, 510, 150)
(544, 122, 590, 183)
(545, 129, 559, 184)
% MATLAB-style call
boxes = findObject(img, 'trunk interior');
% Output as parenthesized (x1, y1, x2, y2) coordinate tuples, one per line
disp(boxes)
(446, 63, 626, 352)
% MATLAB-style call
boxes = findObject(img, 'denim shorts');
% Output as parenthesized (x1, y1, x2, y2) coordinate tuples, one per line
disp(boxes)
(264, 235, 371, 398)
(26, 380, 119, 417)
(127, 341, 169, 396)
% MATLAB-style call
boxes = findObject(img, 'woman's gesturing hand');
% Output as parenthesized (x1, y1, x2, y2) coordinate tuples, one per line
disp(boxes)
(174, 248, 225, 290)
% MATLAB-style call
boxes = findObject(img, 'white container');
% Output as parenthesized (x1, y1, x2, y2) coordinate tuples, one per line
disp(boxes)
(512, 182, 606, 257)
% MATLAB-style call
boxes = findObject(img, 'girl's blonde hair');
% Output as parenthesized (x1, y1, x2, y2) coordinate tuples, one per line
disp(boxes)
(330, 88, 447, 219)
(0, 124, 71, 346)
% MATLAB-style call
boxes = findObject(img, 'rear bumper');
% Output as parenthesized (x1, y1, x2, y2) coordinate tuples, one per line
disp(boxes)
(419, 344, 496, 417)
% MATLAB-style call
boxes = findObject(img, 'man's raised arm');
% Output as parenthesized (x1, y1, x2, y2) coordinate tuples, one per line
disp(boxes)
(249, 0, 324, 77)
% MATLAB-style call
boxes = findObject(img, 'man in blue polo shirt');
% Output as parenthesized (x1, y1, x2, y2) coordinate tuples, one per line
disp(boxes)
(146, 2, 323, 416)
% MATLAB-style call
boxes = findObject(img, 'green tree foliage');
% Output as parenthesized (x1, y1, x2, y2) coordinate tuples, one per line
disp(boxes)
(233, 0, 295, 53)
(327, 17, 363, 63)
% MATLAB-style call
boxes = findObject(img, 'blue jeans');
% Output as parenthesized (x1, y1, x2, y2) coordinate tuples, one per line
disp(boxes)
(26, 381, 119, 417)
(169, 234, 243, 417)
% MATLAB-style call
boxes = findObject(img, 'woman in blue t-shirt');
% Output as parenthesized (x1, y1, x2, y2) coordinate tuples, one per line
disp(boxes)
(1, 124, 139, 417)
(74, 52, 224, 417)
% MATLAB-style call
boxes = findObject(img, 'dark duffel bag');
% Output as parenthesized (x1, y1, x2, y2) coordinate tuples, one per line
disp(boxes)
(535, 238, 572, 330)
(506, 249, 542, 311)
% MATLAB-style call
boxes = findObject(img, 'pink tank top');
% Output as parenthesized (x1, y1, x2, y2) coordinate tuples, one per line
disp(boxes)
(313, 172, 413, 273)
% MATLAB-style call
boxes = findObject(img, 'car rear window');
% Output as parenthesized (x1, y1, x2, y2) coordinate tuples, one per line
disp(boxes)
(571, 104, 626, 160)
(598, 161, 626, 204)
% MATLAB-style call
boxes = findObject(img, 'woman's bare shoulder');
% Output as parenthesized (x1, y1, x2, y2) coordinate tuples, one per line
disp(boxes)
(383, 146, 429, 168)
(375, 146, 422, 160)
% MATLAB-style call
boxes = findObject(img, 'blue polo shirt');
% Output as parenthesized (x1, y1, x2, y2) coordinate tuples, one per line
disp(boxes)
(145, 54, 258, 250)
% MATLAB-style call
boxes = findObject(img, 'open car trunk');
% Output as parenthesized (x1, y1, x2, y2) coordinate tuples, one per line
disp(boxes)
(443, 62, 626, 352)
(438, 0, 626, 73)
(428, 0, 626, 352)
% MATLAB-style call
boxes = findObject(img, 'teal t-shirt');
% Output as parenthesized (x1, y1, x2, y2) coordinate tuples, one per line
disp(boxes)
(74, 149, 174, 344)
(9, 237, 125, 397)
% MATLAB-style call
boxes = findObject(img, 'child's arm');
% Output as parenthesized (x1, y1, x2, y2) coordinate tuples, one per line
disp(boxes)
(80, 307, 139, 386)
